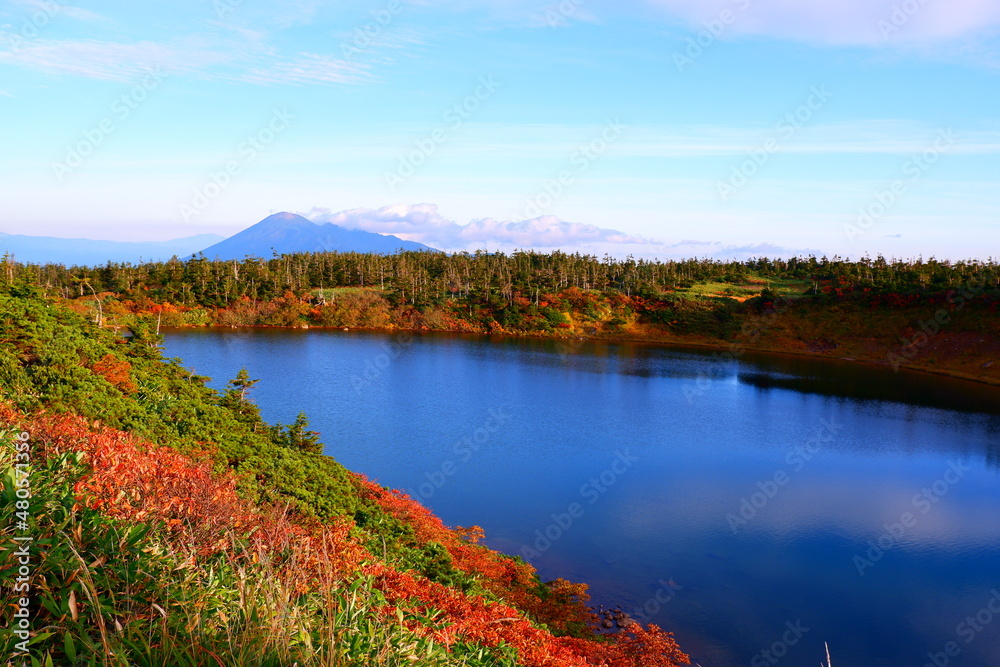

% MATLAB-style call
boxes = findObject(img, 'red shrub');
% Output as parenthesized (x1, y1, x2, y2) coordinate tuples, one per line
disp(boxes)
(0, 404, 688, 667)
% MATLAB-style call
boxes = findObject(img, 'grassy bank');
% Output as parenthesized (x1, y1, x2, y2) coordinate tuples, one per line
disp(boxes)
(0, 284, 689, 666)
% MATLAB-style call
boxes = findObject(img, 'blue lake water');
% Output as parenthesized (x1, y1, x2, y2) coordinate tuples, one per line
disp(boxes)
(163, 328, 1000, 666)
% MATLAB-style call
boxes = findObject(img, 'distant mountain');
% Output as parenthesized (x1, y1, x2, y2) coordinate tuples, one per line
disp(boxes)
(195, 212, 437, 260)
(0, 232, 226, 266)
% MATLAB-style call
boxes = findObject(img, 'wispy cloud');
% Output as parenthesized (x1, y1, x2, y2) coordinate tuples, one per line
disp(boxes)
(251, 121, 1000, 174)
(706, 242, 824, 260)
(0, 36, 373, 86)
(238, 53, 373, 85)
(337, 26, 428, 67)
(646, 0, 1000, 46)
(348, 0, 1000, 47)
(663, 239, 721, 248)
(619, 122, 1000, 158)
(272, 0, 324, 28)
(638, 238, 824, 260)
(0, 39, 201, 81)
(5, 0, 105, 22)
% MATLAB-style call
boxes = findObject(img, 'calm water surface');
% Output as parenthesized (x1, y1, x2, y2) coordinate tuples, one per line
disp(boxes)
(163, 328, 1000, 666)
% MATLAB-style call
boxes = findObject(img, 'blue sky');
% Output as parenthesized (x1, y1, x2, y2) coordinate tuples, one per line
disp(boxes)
(0, 0, 998, 259)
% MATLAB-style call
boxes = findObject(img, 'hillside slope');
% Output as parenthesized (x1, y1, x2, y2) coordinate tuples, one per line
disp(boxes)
(197, 212, 437, 259)
(0, 285, 688, 666)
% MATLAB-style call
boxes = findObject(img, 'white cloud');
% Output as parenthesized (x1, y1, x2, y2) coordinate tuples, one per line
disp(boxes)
(638, 238, 823, 260)
(645, 0, 1000, 46)
(352, 0, 1000, 46)
(336, 26, 428, 67)
(0, 39, 184, 81)
(272, 0, 324, 28)
(238, 53, 372, 86)
(5, 0, 107, 23)
(708, 241, 824, 260)
(58, 6, 107, 23)
(0, 37, 373, 86)
(621, 122, 1000, 158)
(306, 203, 655, 252)
(303, 203, 823, 260)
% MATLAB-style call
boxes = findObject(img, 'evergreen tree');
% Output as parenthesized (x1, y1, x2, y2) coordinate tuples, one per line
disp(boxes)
(271, 411, 323, 454)
(220, 368, 263, 430)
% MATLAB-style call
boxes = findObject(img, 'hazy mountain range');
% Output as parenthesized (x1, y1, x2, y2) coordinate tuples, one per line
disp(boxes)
(2, 210, 819, 266)
(0, 212, 436, 266)
(0, 232, 226, 266)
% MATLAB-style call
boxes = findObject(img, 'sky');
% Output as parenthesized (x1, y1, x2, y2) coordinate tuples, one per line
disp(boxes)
(0, 0, 998, 260)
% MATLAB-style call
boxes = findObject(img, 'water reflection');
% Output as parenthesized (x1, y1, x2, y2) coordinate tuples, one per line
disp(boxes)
(162, 329, 1000, 666)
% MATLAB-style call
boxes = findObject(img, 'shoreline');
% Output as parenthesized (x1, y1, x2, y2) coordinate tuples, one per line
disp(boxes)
(158, 323, 1000, 388)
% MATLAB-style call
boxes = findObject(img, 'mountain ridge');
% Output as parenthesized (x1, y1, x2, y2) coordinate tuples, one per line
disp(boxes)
(0, 212, 438, 266)
(196, 212, 437, 260)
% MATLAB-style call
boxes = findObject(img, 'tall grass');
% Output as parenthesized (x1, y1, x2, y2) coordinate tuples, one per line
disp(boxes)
(0, 433, 515, 667)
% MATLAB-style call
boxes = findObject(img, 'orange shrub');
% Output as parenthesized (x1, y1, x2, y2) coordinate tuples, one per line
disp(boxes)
(90, 353, 137, 393)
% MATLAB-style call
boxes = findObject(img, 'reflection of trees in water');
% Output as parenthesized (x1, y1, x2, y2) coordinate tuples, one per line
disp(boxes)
(735, 369, 1000, 416)
(986, 441, 1000, 471)
(734, 368, 1000, 469)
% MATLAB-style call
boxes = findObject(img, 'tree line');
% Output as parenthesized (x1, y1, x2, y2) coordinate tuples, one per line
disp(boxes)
(3, 250, 998, 308)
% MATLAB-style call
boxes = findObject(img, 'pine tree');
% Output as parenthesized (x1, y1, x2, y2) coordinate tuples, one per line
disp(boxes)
(270, 411, 323, 454)
(220, 368, 263, 430)
(287, 411, 323, 454)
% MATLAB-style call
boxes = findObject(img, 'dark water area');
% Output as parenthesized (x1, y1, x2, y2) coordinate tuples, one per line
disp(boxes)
(163, 328, 1000, 666)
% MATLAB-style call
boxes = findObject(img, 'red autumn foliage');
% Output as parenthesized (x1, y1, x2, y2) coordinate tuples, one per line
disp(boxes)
(0, 404, 365, 588)
(354, 477, 689, 666)
(0, 404, 688, 667)
(90, 353, 137, 393)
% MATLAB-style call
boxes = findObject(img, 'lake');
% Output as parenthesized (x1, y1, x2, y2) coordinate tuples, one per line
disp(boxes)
(163, 328, 1000, 666)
